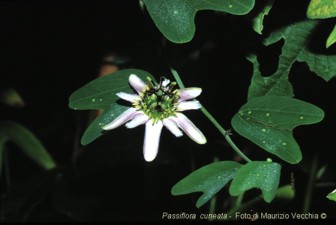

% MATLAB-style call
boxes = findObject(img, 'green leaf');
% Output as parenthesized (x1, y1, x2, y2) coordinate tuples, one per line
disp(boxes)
(143, 0, 255, 43)
(327, 189, 336, 201)
(275, 185, 295, 200)
(247, 54, 294, 99)
(265, 20, 336, 81)
(69, 69, 155, 110)
(248, 20, 336, 100)
(0, 86, 25, 107)
(231, 96, 324, 164)
(252, 0, 274, 35)
(69, 69, 157, 145)
(0, 121, 56, 172)
(81, 104, 130, 145)
(171, 161, 241, 208)
(307, 0, 336, 19)
(326, 25, 336, 48)
(227, 185, 294, 217)
(229, 161, 281, 203)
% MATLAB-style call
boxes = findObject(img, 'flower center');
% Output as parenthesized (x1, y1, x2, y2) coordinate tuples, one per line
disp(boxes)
(135, 77, 179, 121)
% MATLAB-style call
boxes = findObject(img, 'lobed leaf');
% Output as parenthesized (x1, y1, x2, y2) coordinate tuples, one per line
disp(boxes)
(171, 161, 241, 208)
(143, 0, 255, 43)
(231, 96, 324, 164)
(248, 20, 336, 100)
(229, 161, 281, 203)
(247, 54, 293, 99)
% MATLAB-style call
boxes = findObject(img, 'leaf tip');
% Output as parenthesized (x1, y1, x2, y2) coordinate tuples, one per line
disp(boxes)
(170, 186, 178, 196)
(195, 193, 209, 208)
(195, 200, 203, 208)
(287, 155, 302, 165)
(327, 190, 336, 201)
(262, 192, 276, 203)
(246, 53, 257, 61)
(80, 136, 91, 146)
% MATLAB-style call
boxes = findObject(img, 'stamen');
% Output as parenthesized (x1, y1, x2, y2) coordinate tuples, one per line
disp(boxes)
(137, 79, 180, 120)
(162, 77, 170, 87)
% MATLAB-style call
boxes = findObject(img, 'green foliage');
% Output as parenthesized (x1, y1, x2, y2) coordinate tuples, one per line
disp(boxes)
(229, 161, 281, 203)
(69, 69, 154, 110)
(227, 185, 295, 216)
(248, 20, 336, 100)
(327, 189, 336, 201)
(252, 0, 274, 35)
(274, 185, 295, 200)
(307, 0, 336, 48)
(231, 96, 324, 164)
(307, 0, 336, 19)
(69, 69, 156, 144)
(0, 121, 56, 174)
(247, 54, 293, 99)
(142, 0, 255, 43)
(81, 104, 130, 145)
(2, 0, 336, 219)
(65, 1, 334, 211)
(326, 25, 336, 48)
(171, 161, 241, 208)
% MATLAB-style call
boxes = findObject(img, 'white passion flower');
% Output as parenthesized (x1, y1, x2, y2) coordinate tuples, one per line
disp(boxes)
(102, 74, 206, 162)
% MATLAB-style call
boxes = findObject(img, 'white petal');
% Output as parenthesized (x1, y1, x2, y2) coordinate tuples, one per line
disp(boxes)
(129, 74, 147, 94)
(102, 108, 138, 130)
(116, 92, 140, 103)
(163, 118, 183, 137)
(171, 113, 206, 144)
(178, 88, 202, 102)
(177, 100, 202, 111)
(125, 113, 149, 128)
(143, 121, 163, 162)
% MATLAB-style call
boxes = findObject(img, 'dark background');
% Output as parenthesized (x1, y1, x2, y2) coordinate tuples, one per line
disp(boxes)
(0, 0, 335, 222)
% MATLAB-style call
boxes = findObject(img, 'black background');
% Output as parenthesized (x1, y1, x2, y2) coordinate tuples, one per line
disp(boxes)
(0, 0, 336, 222)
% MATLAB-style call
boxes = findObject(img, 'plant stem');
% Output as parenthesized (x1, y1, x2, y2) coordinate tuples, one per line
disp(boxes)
(200, 107, 252, 163)
(171, 68, 252, 163)
(315, 182, 336, 188)
(208, 195, 217, 219)
(303, 154, 318, 213)
(233, 194, 244, 209)
(226, 196, 261, 219)
(171, 68, 185, 88)
(208, 157, 219, 218)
